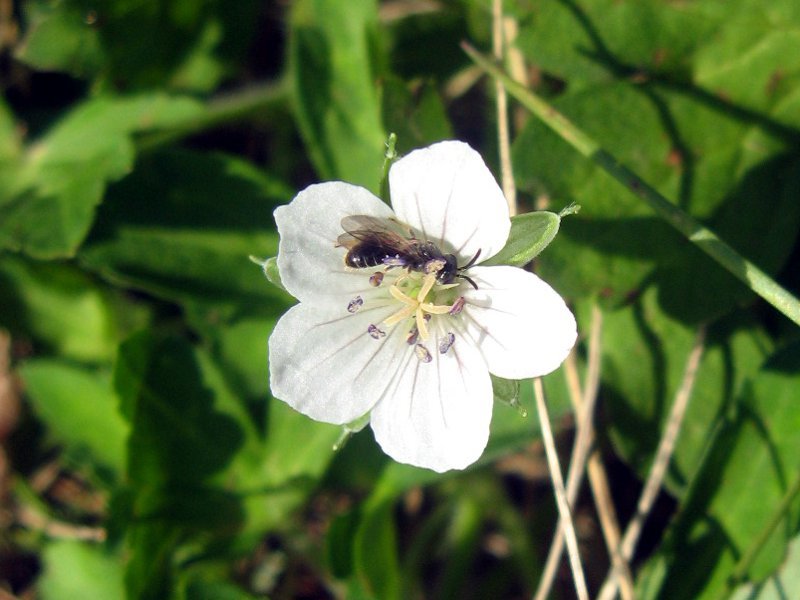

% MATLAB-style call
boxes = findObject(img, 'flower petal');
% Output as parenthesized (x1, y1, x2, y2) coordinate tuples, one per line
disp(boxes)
(269, 300, 409, 424)
(460, 266, 576, 379)
(389, 141, 510, 262)
(274, 182, 395, 305)
(369, 330, 493, 472)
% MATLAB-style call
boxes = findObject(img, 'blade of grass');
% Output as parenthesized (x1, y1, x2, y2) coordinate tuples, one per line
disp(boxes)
(463, 44, 800, 328)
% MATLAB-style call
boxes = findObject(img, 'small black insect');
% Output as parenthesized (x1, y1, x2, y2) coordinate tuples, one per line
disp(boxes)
(336, 215, 480, 288)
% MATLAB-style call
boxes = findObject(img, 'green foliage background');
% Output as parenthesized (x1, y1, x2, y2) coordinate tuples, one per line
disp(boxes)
(1, 0, 799, 598)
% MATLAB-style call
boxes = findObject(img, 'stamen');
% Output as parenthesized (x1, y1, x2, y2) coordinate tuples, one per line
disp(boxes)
(369, 272, 384, 287)
(420, 302, 452, 315)
(439, 332, 455, 354)
(384, 303, 416, 327)
(415, 344, 432, 363)
(416, 308, 429, 341)
(406, 327, 419, 345)
(347, 296, 363, 313)
(367, 324, 386, 339)
(418, 272, 437, 302)
(388, 284, 417, 307)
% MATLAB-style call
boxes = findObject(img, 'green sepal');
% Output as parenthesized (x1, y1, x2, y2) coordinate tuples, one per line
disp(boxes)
(250, 255, 285, 291)
(491, 374, 526, 417)
(483, 210, 564, 268)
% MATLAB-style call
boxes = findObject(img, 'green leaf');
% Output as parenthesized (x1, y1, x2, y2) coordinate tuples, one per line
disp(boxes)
(596, 291, 772, 497)
(80, 149, 292, 306)
(381, 76, 453, 155)
(114, 331, 251, 488)
(15, 0, 103, 77)
(38, 540, 125, 600)
(483, 211, 562, 267)
(0, 94, 205, 258)
(180, 576, 261, 600)
(515, 0, 720, 88)
(289, 0, 386, 190)
(731, 533, 800, 600)
(0, 255, 141, 363)
(21, 359, 128, 478)
(353, 498, 402, 600)
(90, 0, 260, 92)
(115, 328, 340, 592)
(115, 331, 252, 597)
(510, 2, 800, 322)
(640, 341, 800, 599)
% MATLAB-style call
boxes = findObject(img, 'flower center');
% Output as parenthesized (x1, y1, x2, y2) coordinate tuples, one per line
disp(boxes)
(382, 271, 460, 341)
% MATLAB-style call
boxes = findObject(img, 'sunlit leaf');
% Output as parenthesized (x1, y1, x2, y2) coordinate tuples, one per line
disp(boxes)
(289, 0, 386, 190)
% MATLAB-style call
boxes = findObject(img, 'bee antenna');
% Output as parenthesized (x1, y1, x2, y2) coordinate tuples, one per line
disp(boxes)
(460, 248, 482, 271)
(460, 274, 479, 290)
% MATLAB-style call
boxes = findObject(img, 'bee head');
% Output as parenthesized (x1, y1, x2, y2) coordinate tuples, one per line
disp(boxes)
(435, 255, 460, 284)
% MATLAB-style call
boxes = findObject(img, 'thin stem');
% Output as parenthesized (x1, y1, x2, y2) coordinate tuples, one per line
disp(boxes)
(380, 133, 398, 202)
(535, 307, 635, 600)
(533, 377, 589, 600)
(492, 0, 517, 216)
(598, 326, 707, 600)
(463, 44, 800, 328)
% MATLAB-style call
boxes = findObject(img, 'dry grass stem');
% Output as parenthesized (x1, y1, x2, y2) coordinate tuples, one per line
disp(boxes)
(492, 0, 517, 215)
(598, 326, 707, 600)
(533, 377, 589, 600)
(534, 307, 635, 600)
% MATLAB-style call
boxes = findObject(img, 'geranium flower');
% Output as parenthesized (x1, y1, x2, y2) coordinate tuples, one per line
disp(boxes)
(268, 141, 576, 472)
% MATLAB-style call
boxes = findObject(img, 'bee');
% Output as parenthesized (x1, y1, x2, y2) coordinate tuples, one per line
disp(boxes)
(336, 215, 480, 288)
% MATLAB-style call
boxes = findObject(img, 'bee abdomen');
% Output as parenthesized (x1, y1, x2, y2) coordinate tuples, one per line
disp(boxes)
(345, 242, 401, 269)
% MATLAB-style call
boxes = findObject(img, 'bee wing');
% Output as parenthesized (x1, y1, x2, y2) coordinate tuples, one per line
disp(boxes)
(336, 215, 414, 249)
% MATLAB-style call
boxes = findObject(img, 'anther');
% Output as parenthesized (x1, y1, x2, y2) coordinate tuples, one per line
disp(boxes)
(415, 344, 432, 363)
(368, 324, 386, 339)
(449, 296, 466, 315)
(369, 272, 384, 287)
(347, 296, 364, 313)
(406, 327, 419, 345)
(439, 332, 455, 354)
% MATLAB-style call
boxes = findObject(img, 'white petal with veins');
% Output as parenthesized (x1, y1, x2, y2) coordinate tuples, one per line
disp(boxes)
(370, 329, 493, 472)
(389, 141, 510, 262)
(275, 181, 394, 305)
(269, 300, 406, 424)
(461, 266, 577, 380)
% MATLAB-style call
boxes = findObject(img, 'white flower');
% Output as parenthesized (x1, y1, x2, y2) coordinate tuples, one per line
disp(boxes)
(268, 141, 577, 472)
